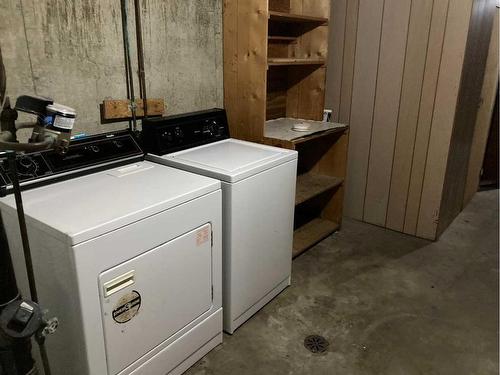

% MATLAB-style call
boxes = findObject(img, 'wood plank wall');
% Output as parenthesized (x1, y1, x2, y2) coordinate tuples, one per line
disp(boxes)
(438, 0, 497, 236)
(326, 0, 497, 240)
(463, 8, 499, 206)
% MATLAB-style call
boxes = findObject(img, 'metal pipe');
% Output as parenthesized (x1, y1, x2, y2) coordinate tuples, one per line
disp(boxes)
(120, 0, 138, 133)
(0, 215, 20, 309)
(0, 46, 6, 110)
(134, 0, 148, 118)
(121, 2, 132, 132)
(7, 152, 52, 375)
(0, 132, 52, 152)
(39, 343, 51, 375)
(15, 122, 37, 130)
(7, 153, 38, 304)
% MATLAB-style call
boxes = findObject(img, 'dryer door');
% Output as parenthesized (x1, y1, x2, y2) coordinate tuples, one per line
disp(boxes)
(98, 223, 213, 374)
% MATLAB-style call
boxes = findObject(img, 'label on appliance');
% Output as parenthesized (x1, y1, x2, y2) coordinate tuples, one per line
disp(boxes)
(53, 115, 75, 130)
(112, 291, 141, 324)
(196, 226, 210, 246)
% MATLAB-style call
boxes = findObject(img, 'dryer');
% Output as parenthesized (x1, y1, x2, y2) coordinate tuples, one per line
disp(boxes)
(0, 131, 223, 375)
(142, 109, 298, 334)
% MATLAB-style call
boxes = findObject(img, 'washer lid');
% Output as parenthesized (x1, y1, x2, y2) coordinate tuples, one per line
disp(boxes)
(0, 161, 220, 245)
(152, 139, 297, 183)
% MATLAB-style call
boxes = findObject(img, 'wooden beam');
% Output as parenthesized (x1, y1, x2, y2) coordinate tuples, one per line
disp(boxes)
(101, 99, 165, 121)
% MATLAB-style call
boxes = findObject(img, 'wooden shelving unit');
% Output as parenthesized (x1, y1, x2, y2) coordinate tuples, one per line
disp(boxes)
(224, 0, 348, 257)
(264, 118, 348, 258)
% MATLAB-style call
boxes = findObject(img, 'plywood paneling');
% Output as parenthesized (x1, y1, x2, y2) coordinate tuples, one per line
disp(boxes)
(338, 0, 359, 124)
(385, 0, 434, 232)
(464, 9, 499, 205)
(417, 0, 474, 239)
(438, 0, 496, 235)
(404, 0, 451, 235)
(325, 0, 347, 122)
(363, 0, 412, 226)
(343, 0, 384, 220)
(328, 0, 495, 240)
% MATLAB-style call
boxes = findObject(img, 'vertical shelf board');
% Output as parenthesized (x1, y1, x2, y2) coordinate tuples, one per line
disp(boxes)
(223, 0, 268, 142)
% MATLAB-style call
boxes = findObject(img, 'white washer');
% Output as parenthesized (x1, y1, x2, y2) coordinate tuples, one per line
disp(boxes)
(0, 132, 223, 375)
(143, 110, 298, 333)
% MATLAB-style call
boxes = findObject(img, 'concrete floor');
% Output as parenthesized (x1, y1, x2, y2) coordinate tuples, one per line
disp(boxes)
(186, 190, 499, 375)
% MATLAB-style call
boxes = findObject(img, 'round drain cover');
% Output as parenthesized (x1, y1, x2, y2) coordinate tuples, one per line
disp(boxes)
(304, 335, 329, 353)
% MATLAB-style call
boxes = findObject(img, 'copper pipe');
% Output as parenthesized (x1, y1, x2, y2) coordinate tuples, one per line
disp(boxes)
(120, 0, 138, 132)
(134, 0, 148, 118)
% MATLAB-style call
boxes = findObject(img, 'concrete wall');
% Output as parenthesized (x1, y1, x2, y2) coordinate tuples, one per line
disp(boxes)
(0, 0, 223, 135)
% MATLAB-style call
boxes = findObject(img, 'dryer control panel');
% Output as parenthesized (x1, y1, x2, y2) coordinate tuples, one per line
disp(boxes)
(141, 108, 230, 155)
(0, 131, 143, 196)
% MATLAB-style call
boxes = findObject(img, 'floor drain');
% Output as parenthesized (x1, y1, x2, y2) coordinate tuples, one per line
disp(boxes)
(304, 335, 329, 353)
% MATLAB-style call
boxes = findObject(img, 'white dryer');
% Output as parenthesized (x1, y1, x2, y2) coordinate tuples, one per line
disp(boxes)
(0, 131, 223, 375)
(143, 109, 298, 333)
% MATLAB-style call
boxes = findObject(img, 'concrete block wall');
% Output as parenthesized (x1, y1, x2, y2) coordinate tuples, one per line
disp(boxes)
(0, 0, 223, 135)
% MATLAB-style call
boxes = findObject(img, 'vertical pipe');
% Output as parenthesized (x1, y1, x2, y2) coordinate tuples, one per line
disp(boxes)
(8, 153, 38, 304)
(134, 0, 148, 118)
(8, 152, 52, 375)
(0, 215, 19, 308)
(120, 0, 138, 132)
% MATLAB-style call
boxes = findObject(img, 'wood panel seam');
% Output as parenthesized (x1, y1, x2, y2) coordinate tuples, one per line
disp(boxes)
(347, 0, 361, 124)
(402, 0, 436, 231)
(415, 0, 452, 233)
(362, 0, 387, 222)
(385, 0, 415, 227)
(337, 1, 349, 120)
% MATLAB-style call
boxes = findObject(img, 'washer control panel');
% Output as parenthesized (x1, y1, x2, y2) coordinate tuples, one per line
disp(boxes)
(141, 108, 230, 155)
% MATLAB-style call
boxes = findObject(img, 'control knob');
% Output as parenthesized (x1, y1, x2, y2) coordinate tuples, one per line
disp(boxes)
(162, 131, 174, 143)
(113, 140, 124, 148)
(174, 127, 184, 141)
(16, 156, 38, 177)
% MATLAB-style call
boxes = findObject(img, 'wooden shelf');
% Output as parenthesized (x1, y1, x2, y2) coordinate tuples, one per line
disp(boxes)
(296, 173, 343, 205)
(293, 218, 339, 258)
(264, 118, 348, 148)
(268, 58, 326, 66)
(268, 36, 297, 42)
(269, 11, 329, 24)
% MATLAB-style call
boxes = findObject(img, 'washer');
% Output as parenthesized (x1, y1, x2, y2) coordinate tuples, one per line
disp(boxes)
(0, 131, 223, 375)
(143, 109, 298, 334)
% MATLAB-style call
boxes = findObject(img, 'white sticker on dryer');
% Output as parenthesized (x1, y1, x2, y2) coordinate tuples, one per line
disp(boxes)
(196, 226, 210, 246)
